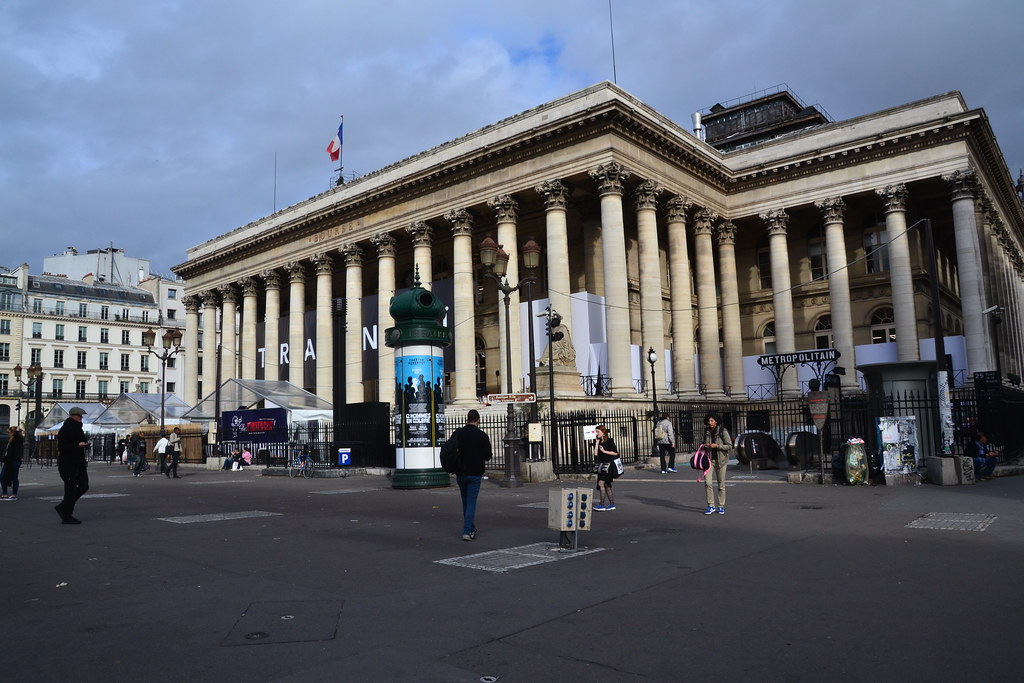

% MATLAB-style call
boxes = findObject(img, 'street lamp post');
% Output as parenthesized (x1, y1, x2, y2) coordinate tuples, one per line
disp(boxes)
(647, 347, 659, 420)
(479, 235, 541, 488)
(14, 364, 45, 462)
(143, 328, 183, 433)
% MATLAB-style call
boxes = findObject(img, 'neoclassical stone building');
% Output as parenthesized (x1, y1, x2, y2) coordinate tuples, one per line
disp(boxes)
(172, 82, 1024, 412)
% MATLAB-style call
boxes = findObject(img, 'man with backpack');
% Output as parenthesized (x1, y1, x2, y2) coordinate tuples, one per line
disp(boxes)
(655, 414, 676, 473)
(444, 410, 492, 541)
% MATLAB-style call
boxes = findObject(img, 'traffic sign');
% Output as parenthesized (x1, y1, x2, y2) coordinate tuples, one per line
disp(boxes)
(486, 393, 537, 404)
(757, 348, 839, 367)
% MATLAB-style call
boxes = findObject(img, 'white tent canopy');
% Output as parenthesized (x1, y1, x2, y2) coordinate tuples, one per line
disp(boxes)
(182, 379, 333, 424)
(37, 401, 108, 435)
(87, 393, 194, 433)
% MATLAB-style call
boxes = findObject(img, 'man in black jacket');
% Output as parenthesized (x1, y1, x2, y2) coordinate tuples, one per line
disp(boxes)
(55, 406, 90, 524)
(452, 409, 492, 541)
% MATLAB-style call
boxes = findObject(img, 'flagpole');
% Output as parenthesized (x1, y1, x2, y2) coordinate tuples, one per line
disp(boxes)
(273, 151, 278, 213)
(338, 114, 344, 181)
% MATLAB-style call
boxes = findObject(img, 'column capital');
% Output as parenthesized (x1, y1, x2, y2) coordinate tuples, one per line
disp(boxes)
(239, 276, 260, 298)
(589, 161, 631, 196)
(405, 220, 434, 246)
(218, 283, 239, 304)
(633, 179, 663, 211)
(535, 179, 570, 210)
(200, 289, 220, 308)
(760, 208, 790, 236)
(311, 252, 335, 275)
(283, 261, 307, 283)
(815, 197, 846, 224)
(664, 195, 693, 223)
(692, 207, 719, 236)
(876, 183, 909, 213)
(715, 220, 737, 245)
(943, 168, 979, 202)
(340, 243, 364, 267)
(181, 294, 201, 313)
(487, 194, 519, 223)
(259, 269, 281, 290)
(370, 231, 398, 256)
(444, 208, 475, 237)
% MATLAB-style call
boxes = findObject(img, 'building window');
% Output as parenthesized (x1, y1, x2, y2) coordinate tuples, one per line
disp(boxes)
(30, 348, 41, 365)
(98, 380, 109, 399)
(121, 308, 130, 320)
(141, 356, 150, 372)
(53, 349, 64, 368)
(78, 326, 88, 342)
(120, 354, 131, 371)
(77, 351, 87, 369)
(33, 299, 42, 313)
(864, 226, 889, 274)
(75, 380, 87, 399)
(808, 228, 827, 281)
(121, 330, 131, 344)
(32, 322, 42, 338)
(56, 301, 65, 315)
(142, 310, 150, 322)
(762, 321, 777, 355)
(870, 307, 896, 344)
(0, 374, 8, 394)
(166, 382, 176, 393)
(166, 356, 175, 369)
(100, 328, 109, 344)
(99, 352, 109, 370)
(52, 378, 63, 398)
(166, 309, 176, 320)
(119, 381, 130, 394)
(757, 248, 772, 290)
(101, 306, 109, 320)
(0, 343, 9, 362)
(139, 382, 150, 393)
(814, 315, 833, 349)
(0, 319, 10, 335)
(168, 288, 178, 299)
(79, 303, 88, 317)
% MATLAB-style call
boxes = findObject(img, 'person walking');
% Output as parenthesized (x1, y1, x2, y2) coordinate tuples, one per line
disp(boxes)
(165, 427, 182, 478)
(451, 409, 492, 541)
(701, 413, 733, 515)
(154, 432, 170, 477)
(55, 407, 90, 524)
(1, 426, 25, 500)
(131, 431, 149, 477)
(655, 414, 676, 473)
(593, 424, 619, 511)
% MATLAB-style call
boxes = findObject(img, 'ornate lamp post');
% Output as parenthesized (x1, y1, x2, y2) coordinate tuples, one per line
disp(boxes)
(647, 347, 659, 420)
(14, 363, 44, 461)
(143, 327, 183, 433)
(479, 235, 541, 488)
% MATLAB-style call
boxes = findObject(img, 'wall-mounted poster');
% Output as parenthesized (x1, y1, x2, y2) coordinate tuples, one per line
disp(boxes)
(877, 416, 918, 474)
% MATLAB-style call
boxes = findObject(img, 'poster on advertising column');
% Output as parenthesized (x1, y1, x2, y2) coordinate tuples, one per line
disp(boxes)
(394, 350, 446, 449)
(877, 416, 918, 475)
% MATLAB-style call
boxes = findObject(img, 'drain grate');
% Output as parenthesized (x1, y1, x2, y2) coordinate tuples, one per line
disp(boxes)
(436, 542, 604, 573)
(906, 512, 996, 532)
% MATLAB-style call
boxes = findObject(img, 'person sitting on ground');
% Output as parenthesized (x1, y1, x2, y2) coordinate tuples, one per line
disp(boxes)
(965, 430, 1000, 480)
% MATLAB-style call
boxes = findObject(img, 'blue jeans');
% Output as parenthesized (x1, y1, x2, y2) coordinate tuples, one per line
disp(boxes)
(974, 457, 996, 478)
(456, 475, 482, 535)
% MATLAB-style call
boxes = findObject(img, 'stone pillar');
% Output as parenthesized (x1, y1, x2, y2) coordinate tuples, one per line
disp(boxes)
(635, 180, 665, 384)
(876, 184, 919, 361)
(200, 290, 219, 397)
(406, 220, 434, 290)
(371, 232, 397, 406)
(182, 295, 200, 405)
(536, 179, 574, 343)
(944, 169, 989, 372)
(487, 194, 524, 391)
(239, 277, 259, 380)
(260, 269, 281, 381)
(715, 221, 744, 396)
(311, 252, 335, 402)
(692, 208, 722, 395)
(341, 244, 364, 403)
(444, 209, 478, 405)
(815, 197, 859, 391)
(218, 283, 238, 381)
(589, 162, 633, 396)
(665, 196, 696, 395)
(760, 208, 799, 394)
(284, 261, 307, 386)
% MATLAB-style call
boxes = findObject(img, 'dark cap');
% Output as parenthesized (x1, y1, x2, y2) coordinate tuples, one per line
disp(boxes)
(69, 407, 87, 416)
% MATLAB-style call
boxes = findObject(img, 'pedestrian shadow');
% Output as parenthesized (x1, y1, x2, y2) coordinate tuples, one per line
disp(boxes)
(627, 493, 706, 514)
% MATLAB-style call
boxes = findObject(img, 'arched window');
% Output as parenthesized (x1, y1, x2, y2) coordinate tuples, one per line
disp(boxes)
(762, 320, 777, 354)
(870, 307, 896, 344)
(814, 315, 833, 349)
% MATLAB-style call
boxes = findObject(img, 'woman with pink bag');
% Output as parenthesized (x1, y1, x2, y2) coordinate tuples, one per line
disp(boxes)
(701, 414, 732, 515)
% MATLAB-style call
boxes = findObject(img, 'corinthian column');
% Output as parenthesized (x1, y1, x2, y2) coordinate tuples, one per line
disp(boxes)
(665, 196, 696, 395)
(815, 197, 858, 390)
(239, 277, 259, 380)
(876, 184, 919, 361)
(487, 194, 523, 390)
(311, 252, 335, 402)
(635, 180, 665, 388)
(341, 244, 364, 403)
(283, 261, 307, 386)
(218, 284, 238, 381)
(536, 179, 574, 345)
(716, 221, 744, 395)
(181, 295, 200, 405)
(200, 290, 219, 397)
(944, 169, 989, 372)
(371, 232, 397, 406)
(444, 209, 478, 405)
(260, 269, 281, 381)
(589, 162, 633, 396)
(761, 209, 799, 394)
(692, 208, 722, 395)
(406, 221, 434, 289)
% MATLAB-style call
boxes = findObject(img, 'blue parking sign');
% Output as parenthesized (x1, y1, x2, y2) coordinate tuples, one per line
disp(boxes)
(337, 448, 352, 466)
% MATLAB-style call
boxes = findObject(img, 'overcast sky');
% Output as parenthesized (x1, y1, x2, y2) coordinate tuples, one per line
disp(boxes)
(3, 0, 1022, 279)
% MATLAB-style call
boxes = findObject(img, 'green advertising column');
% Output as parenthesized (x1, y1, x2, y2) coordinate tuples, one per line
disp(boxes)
(384, 271, 452, 489)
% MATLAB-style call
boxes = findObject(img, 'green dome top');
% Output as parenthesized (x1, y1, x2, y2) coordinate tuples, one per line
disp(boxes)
(384, 268, 451, 348)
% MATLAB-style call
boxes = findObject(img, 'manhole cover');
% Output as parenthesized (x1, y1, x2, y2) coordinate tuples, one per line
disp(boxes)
(436, 542, 603, 573)
(906, 512, 996, 532)
(222, 600, 344, 646)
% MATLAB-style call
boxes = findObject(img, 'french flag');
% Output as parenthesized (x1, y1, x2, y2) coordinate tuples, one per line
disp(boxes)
(326, 121, 343, 161)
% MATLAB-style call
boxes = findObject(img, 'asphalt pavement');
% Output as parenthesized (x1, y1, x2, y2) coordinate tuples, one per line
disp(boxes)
(2, 460, 1022, 682)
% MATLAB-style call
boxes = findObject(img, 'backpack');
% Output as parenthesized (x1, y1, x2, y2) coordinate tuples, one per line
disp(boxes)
(654, 421, 667, 441)
(690, 444, 711, 481)
(439, 429, 462, 474)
